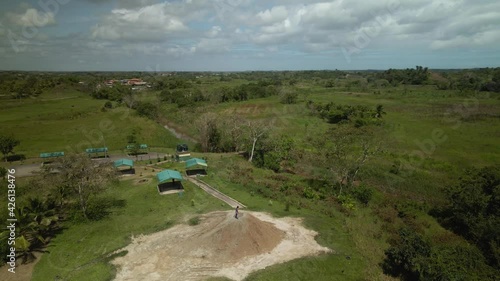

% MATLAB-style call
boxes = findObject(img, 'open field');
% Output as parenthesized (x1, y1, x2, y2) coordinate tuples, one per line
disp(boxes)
(0, 70, 499, 281)
(0, 90, 184, 161)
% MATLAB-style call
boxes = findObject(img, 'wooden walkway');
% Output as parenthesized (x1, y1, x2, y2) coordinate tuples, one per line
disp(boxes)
(186, 177, 246, 209)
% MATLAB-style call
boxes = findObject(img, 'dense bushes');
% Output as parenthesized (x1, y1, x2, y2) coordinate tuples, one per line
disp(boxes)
(307, 101, 385, 127)
(377, 66, 429, 85)
(383, 227, 497, 280)
(436, 166, 500, 268)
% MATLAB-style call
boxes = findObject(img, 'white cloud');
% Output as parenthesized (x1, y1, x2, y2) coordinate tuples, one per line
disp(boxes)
(206, 26, 222, 37)
(7, 8, 56, 27)
(2, 0, 500, 70)
(91, 3, 189, 42)
(255, 6, 288, 25)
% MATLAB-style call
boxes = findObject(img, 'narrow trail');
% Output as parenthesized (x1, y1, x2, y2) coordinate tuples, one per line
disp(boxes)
(186, 177, 246, 209)
(163, 123, 197, 143)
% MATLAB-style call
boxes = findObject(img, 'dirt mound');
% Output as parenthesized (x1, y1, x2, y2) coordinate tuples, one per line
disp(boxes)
(194, 212, 284, 261)
(112, 211, 331, 281)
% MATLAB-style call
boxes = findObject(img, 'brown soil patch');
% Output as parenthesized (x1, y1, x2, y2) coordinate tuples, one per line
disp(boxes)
(0, 253, 42, 281)
(112, 211, 331, 281)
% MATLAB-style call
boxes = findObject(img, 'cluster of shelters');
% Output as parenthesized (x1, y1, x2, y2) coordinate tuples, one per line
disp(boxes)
(156, 157, 208, 195)
(38, 145, 212, 196)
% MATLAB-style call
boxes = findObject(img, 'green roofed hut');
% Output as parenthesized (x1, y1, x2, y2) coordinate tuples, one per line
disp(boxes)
(85, 147, 108, 158)
(185, 158, 208, 176)
(157, 170, 184, 194)
(114, 158, 135, 175)
(126, 144, 149, 156)
(40, 152, 64, 165)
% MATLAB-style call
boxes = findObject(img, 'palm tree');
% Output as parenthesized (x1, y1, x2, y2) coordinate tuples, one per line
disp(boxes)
(1, 198, 60, 264)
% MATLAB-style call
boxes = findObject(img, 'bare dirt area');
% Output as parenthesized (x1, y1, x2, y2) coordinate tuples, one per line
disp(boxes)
(112, 211, 331, 281)
(0, 253, 42, 281)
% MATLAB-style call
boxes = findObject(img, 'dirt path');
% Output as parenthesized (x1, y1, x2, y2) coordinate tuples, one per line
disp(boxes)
(112, 211, 331, 281)
(187, 177, 246, 209)
(163, 123, 197, 143)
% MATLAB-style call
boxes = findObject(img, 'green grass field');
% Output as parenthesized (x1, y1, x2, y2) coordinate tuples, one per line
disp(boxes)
(0, 90, 181, 160)
(1, 78, 499, 280)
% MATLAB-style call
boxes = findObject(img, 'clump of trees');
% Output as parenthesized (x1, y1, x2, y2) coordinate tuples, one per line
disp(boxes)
(436, 166, 500, 268)
(195, 114, 297, 173)
(0, 154, 118, 264)
(44, 154, 118, 220)
(307, 101, 385, 127)
(383, 227, 497, 280)
(0, 134, 20, 162)
(377, 66, 429, 85)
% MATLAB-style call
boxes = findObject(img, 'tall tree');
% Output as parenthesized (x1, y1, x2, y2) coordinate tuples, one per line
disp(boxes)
(319, 126, 381, 195)
(0, 134, 20, 162)
(246, 120, 270, 162)
(196, 113, 222, 152)
(46, 154, 117, 219)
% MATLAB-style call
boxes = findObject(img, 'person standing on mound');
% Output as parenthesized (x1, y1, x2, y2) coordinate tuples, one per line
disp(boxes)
(235, 206, 239, 219)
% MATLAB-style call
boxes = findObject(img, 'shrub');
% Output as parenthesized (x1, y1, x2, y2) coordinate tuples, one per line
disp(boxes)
(280, 91, 299, 104)
(351, 184, 374, 206)
(188, 216, 200, 226)
(337, 194, 356, 211)
(104, 101, 113, 109)
(0, 167, 6, 179)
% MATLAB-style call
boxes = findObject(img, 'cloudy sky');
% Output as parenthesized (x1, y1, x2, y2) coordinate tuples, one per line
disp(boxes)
(0, 0, 499, 71)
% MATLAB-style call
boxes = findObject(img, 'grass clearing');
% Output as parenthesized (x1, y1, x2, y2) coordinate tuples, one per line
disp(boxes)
(31, 177, 227, 281)
(0, 92, 180, 159)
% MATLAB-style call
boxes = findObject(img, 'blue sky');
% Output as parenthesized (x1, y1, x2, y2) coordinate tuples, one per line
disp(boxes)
(0, 0, 499, 71)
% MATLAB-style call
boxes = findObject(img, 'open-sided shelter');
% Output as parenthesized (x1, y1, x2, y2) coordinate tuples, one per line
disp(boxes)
(114, 158, 135, 174)
(126, 144, 149, 155)
(86, 147, 108, 158)
(40, 152, 64, 165)
(185, 158, 208, 176)
(157, 170, 184, 194)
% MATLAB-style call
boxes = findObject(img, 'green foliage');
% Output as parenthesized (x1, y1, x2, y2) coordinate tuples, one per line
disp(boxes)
(0, 134, 20, 162)
(135, 101, 158, 120)
(91, 85, 130, 101)
(378, 66, 429, 85)
(437, 166, 500, 268)
(421, 244, 497, 281)
(303, 186, 320, 200)
(188, 216, 200, 226)
(0, 197, 60, 263)
(0, 166, 6, 179)
(103, 101, 113, 109)
(383, 228, 431, 280)
(384, 227, 498, 280)
(280, 90, 299, 104)
(350, 184, 374, 206)
(308, 101, 384, 126)
(252, 136, 296, 172)
(44, 154, 117, 220)
(337, 194, 356, 211)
